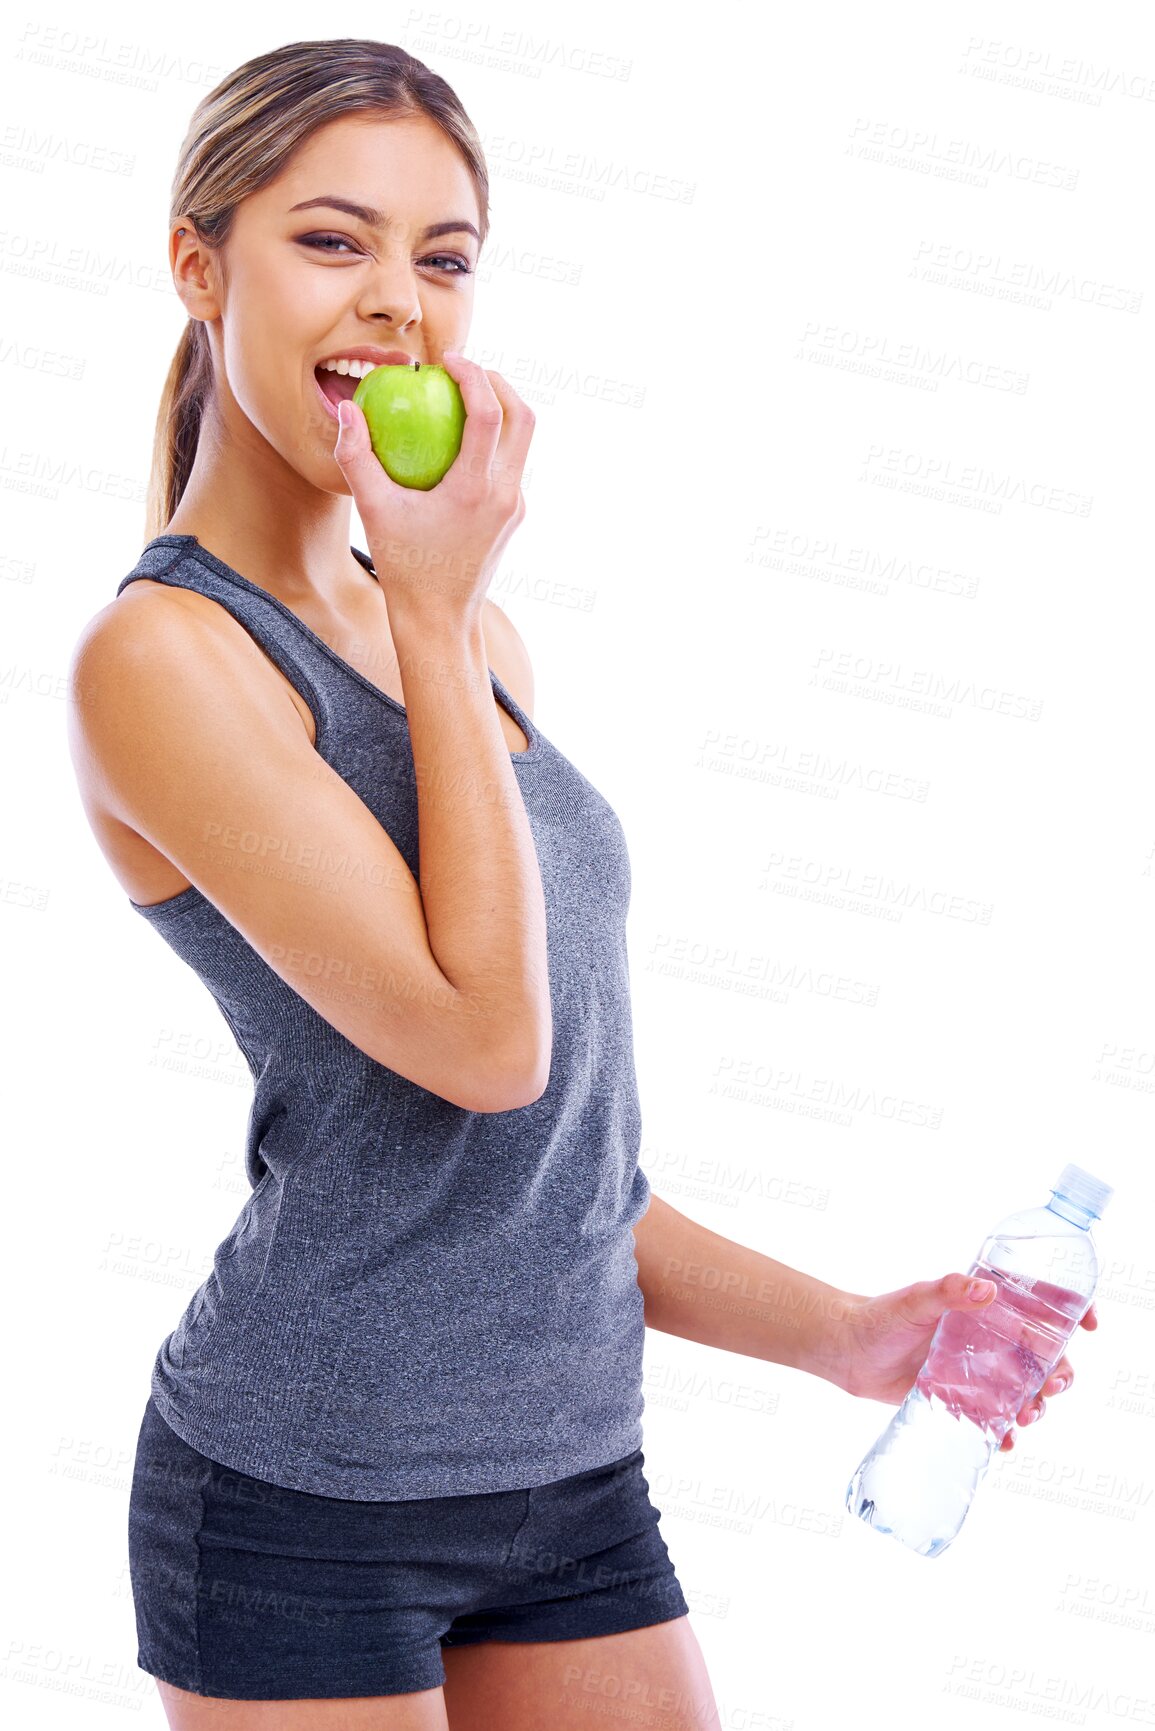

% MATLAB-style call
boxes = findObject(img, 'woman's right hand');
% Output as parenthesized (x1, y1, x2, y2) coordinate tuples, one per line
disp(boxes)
(331, 352, 535, 622)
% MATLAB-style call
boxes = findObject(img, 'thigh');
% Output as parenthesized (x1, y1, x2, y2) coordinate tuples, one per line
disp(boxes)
(156, 1676, 449, 1729)
(439, 1446, 714, 1728)
(441, 1617, 722, 1731)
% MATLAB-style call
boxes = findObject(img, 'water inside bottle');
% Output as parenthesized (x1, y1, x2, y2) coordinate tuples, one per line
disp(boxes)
(845, 1258, 1087, 1556)
(917, 1258, 1088, 1436)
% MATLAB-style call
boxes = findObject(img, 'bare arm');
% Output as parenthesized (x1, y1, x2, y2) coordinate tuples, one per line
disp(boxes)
(631, 1191, 856, 1380)
(67, 586, 548, 1114)
(386, 593, 550, 1087)
(630, 1195, 1096, 1452)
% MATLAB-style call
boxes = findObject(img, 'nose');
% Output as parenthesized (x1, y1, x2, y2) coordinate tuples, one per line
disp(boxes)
(357, 256, 422, 331)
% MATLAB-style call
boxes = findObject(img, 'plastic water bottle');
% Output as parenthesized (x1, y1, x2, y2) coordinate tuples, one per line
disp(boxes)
(845, 1162, 1112, 1557)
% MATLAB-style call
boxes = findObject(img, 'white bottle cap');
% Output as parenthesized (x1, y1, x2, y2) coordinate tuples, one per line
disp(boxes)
(1053, 1163, 1113, 1220)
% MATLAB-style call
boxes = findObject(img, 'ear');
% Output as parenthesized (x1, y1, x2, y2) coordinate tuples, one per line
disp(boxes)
(171, 220, 222, 322)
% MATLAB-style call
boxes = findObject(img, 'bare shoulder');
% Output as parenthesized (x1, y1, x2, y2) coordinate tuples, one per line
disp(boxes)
(69, 578, 298, 717)
(483, 599, 534, 721)
(66, 580, 305, 805)
(71, 576, 244, 677)
(68, 581, 209, 715)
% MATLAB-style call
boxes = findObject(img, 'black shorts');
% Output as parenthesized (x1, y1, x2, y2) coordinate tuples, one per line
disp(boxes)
(127, 1393, 690, 1700)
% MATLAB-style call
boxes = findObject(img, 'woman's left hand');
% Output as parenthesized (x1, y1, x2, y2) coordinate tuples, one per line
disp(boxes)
(826, 1274, 1099, 1451)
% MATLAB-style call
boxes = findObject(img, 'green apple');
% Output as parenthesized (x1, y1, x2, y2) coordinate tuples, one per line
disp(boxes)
(352, 361, 466, 490)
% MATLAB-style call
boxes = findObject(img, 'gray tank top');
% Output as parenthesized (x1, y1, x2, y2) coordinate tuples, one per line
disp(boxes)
(115, 534, 651, 1501)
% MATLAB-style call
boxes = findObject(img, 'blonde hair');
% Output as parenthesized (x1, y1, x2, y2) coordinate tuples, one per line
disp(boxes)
(145, 38, 490, 542)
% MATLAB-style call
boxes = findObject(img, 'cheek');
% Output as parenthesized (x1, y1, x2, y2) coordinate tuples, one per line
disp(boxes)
(222, 260, 317, 393)
(221, 289, 286, 404)
(221, 329, 291, 444)
(220, 278, 324, 443)
(424, 281, 475, 329)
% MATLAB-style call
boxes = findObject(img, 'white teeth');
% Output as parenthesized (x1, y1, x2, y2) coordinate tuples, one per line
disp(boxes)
(317, 357, 381, 377)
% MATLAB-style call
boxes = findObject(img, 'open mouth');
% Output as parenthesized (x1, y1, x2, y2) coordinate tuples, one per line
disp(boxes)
(314, 358, 417, 412)
(314, 366, 366, 409)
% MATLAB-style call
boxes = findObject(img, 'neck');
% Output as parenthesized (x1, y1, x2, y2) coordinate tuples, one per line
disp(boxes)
(164, 396, 362, 607)
(1048, 1194, 1093, 1229)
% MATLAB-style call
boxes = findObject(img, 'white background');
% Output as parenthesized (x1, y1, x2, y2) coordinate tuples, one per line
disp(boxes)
(2, 2, 1152, 1726)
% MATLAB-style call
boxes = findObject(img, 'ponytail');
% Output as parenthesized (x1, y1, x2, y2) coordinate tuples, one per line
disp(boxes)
(144, 318, 213, 543)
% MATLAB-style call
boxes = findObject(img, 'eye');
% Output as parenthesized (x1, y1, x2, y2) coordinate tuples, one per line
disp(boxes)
(298, 233, 359, 254)
(298, 234, 472, 275)
(424, 254, 473, 276)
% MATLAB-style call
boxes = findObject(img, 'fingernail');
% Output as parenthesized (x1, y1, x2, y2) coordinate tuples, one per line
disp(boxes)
(1023, 1407, 1040, 1423)
(338, 400, 352, 428)
(967, 1279, 995, 1302)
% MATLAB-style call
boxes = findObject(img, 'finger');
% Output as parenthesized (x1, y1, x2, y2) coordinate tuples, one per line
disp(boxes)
(1080, 1304, 1099, 1330)
(332, 394, 372, 466)
(331, 397, 405, 510)
(1000, 1431, 1015, 1452)
(1041, 1361, 1073, 1397)
(439, 350, 503, 485)
(484, 370, 536, 495)
(1017, 1395, 1046, 1427)
(889, 1272, 995, 1332)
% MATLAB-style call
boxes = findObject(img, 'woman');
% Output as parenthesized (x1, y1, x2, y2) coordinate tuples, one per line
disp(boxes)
(66, 38, 1095, 1731)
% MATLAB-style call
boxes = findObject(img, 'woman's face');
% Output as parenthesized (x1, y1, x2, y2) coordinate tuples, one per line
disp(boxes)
(175, 110, 482, 494)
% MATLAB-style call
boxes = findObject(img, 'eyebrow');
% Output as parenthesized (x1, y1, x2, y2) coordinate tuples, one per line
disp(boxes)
(288, 196, 480, 243)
